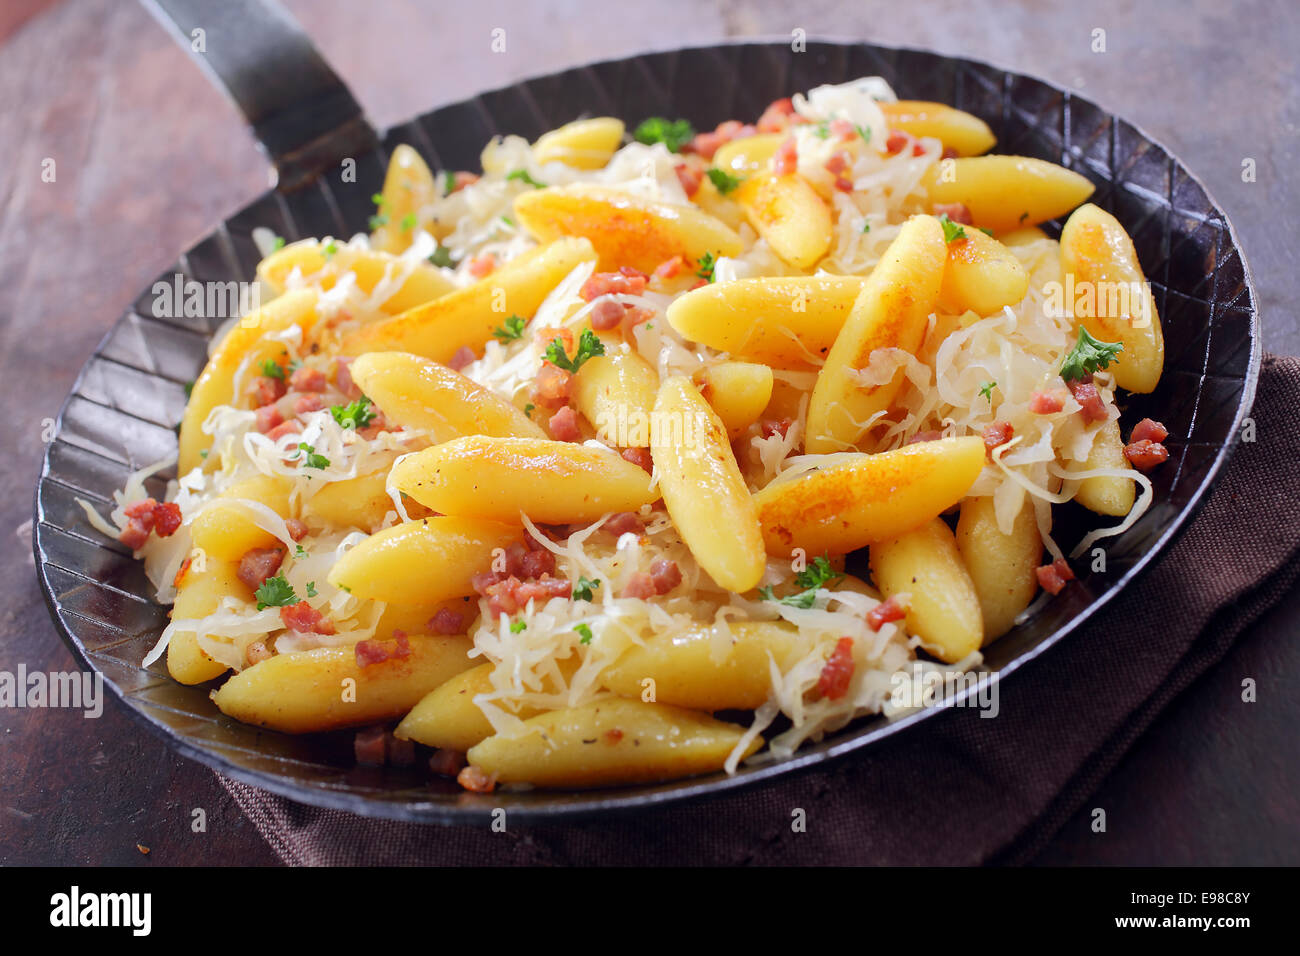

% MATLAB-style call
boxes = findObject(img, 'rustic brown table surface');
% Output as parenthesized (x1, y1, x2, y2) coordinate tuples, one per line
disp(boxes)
(2, 0, 1297, 866)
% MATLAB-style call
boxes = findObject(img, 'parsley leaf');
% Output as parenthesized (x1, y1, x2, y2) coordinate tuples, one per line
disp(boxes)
(573, 576, 601, 601)
(493, 316, 526, 341)
(442, 170, 456, 195)
(706, 168, 744, 195)
(545, 328, 606, 373)
(271, 235, 286, 251)
(428, 246, 455, 268)
(506, 169, 547, 189)
(695, 251, 717, 282)
(330, 396, 377, 430)
(760, 554, 843, 608)
(258, 359, 285, 381)
(183, 380, 194, 398)
(855, 123, 872, 143)
(255, 575, 297, 610)
(813, 121, 831, 139)
(1060, 326, 1124, 382)
(938, 212, 967, 243)
(978, 380, 997, 401)
(368, 193, 389, 230)
(322, 239, 339, 258)
(574, 623, 594, 645)
(295, 442, 330, 469)
(509, 619, 527, 633)
(523, 402, 534, 419)
(861, 220, 871, 234)
(632, 117, 695, 153)
(979, 226, 995, 237)
(294, 544, 307, 558)
(368, 212, 389, 230)
(306, 581, 318, 598)
(400, 212, 417, 231)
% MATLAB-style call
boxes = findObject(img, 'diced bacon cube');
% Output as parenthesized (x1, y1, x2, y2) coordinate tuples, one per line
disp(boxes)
(467, 254, 496, 279)
(653, 256, 684, 281)
(292, 393, 325, 415)
(982, 421, 1014, 455)
(756, 97, 797, 133)
(152, 501, 182, 537)
(1029, 389, 1068, 415)
(249, 375, 286, 408)
(867, 595, 908, 631)
(353, 633, 411, 667)
(649, 559, 682, 594)
(1035, 558, 1075, 595)
(428, 606, 465, 636)
(548, 405, 582, 442)
(255, 404, 285, 434)
(590, 298, 627, 331)
(1124, 439, 1170, 471)
(674, 162, 703, 196)
(289, 366, 327, 392)
(817, 637, 856, 700)
(447, 345, 476, 371)
(335, 357, 362, 399)
(1130, 418, 1169, 444)
(280, 601, 336, 635)
(932, 202, 973, 225)
(772, 136, 798, 175)
(265, 419, 302, 442)
(237, 546, 285, 589)
(621, 572, 657, 599)
(534, 362, 573, 409)
(620, 447, 653, 473)
(285, 518, 309, 542)
(1068, 379, 1108, 424)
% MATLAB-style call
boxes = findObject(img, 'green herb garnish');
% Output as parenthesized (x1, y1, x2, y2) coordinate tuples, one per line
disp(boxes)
(574, 623, 594, 645)
(330, 396, 377, 430)
(493, 316, 526, 341)
(695, 251, 717, 282)
(573, 576, 601, 602)
(545, 328, 606, 373)
(272, 235, 286, 251)
(978, 381, 997, 401)
(295, 443, 330, 469)
(258, 359, 285, 381)
(632, 117, 695, 153)
(939, 213, 966, 243)
(428, 246, 455, 268)
(255, 575, 297, 610)
(506, 169, 547, 189)
(758, 554, 843, 609)
(706, 168, 744, 195)
(1060, 326, 1124, 382)
(306, 581, 318, 598)
(510, 619, 527, 633)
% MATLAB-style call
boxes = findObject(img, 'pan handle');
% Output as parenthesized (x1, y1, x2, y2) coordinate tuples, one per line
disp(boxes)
(140, 0, 379, 191)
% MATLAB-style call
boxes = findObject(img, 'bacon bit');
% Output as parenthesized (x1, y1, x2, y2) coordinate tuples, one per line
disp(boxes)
(621, 572, 657, 599)
(266, 419, 302, 442)
(246, 640, 274, 665)
(428, 748, 467, 776)
(620, 265, 650, 281)
(688, 120, 756, 160)
(451, 171, 479, 193)
(653, 255, 684, 280)
(483, 574, 572, 618)
(590, 298, 627, 331)
(674, 162, 703, 197)
(941, 146, 958, 160)
(120, 499, 182, 549)
(884, 130, 910, 155)
(354, 633, 410, 667)
(533, 362, 573, 408)
(817, 637, 856, 700)
(649, 559, 682, 595)
(255, 404, 285, 434)
(289, 366, 327, 392)
(624, 306, 655, 327)
(119, 520, 151, 550)
(688, 277, 709, 290)
(467, 254, 496, 279)
(151, 501, 181, 537)
(388, 736, 416, 767)
(982, 421, 1014, 456)
(772, 136, 798, 176)
(620, 446, 654, 473)
(124, 499, 157, 520)
(281, 601, 336, 635)
(604, 511, 645, 536)
(457, 765, 497, 793)
(354, 726, 387, 766)
(522, 550, 557, 581)
(1068, 379, 1108, 424)
(358, 413, 391, 441)
(292, 393, 326, 415)
(285, 517, 309, 542)
(172, 556, 193, 589)
(1029, 389, 1068, 414)
(1124, 439, 1170, 471)
(1131, 418, 1169, 444)
(335, 357, 362, 399)
(932, 202, 973, 225)
(761, 418, 793, 439)
(833, 175, 854, 193)
(1036, 558, 1075, 595)
(548, 405, 582, 442)
(249, 375, 286, 408)
(824, 152, 850, 176)
(829, 118, 856, 141)
(447, 345, 476, 372)
(867, 595, 908, 631)
(757, 97, 797, 133)
(534, 324, 575, 352)
(907, 429, 944, 445)
(912, 140, 927, 156)
(580, 271, 648, 302)
(428, 606, 465, 635)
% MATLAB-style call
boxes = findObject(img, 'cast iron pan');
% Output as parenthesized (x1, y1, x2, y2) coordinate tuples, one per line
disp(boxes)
(32, 0, 1260, 822)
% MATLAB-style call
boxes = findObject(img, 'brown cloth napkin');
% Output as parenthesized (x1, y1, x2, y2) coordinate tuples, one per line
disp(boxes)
(219, 355, 1300, 866)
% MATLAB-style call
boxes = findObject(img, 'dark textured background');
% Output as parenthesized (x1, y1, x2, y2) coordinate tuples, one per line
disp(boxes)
(1, 0, 1296, 865)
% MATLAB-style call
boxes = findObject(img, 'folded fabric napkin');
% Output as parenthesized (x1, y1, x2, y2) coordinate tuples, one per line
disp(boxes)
(220, 355, 1300, 866)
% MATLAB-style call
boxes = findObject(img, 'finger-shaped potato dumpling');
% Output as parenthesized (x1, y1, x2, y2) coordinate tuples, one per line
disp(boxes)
(212, 634, 476, 733)
(348, 351, 543, 441)
(465, 698, 761, 787)
(735, 172, 833, 270)
(651, 376, 766, 592)
(340, 237, 597, 363)
(954, 497, 1041, 643)
(513, 185, 742, 273)
(257, 240, 455, 313)
(922, 156, 1095, 232)
(666, 275, 864, 368)
(167, 557, 249, 684)
(755, 436, 985, 557)
(602, 621, 805, 711)
(188, 474, 291, 561)
(533, 117, 625, 169)
(303, 471, 403, 534)
(572, 342, 660, 448)
(869, 517, 984, 663)
(938, 227, 1029, 317)
(370, 144, 440, 254)
(698, 362, 774, 439)
(1074, 418, 1137, 516)
(879, 101, 996, 156)
(396, 663, 515, 752)
(328, 516, 520, 605)
(389, 435, 658, 523)
(179, 288, 319, 472)
(712, 133, 785, 176)
(1059, 203, 1164, 394)
(805, 215, 946, 453)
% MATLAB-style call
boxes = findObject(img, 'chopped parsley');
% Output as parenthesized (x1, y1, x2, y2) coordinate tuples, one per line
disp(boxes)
(854, 123, 872, 143)
(428, 245, 455, 268)
(295, 442, 330, 469)
(368, 193, 389, 230)
(254, 575, 297, 610)
(574, 623, 594, 645)
(573, 576, 601, 601)
(441, 170, 456, 195)
(271, 235, 286, 251)
(695, 251, 717, 282)
(509, 619, 527, 634)
(632, 117, 695, 153)
(758, 554, 843, 609)
(294, 544, 308, 558)
(1060, 326, 1124, 382)
(813, 121, 831, 139)
(706, 168, 744, 195)
(500, 215, 515, 227)
(492, 315, 526, 341)
(939, 212, 967, 243)
(322, 239, 339, 258)
(258, 359, 285, 381)
(523, 402, 535, 419)
(183, 380, 194, 398)
(978, 226, 995, 237)
(861, 220, 871, 234)
(978, 380, 997, 401)
(400, 212, 417, 232)
(545, 327, 605, 373)
(330, 396, 377, 430)
(306, 581, 318, 598)
(506, 169, 547, 189)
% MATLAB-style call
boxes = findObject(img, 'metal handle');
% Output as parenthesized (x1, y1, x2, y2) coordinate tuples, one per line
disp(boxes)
(141, 0, 379, 191)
